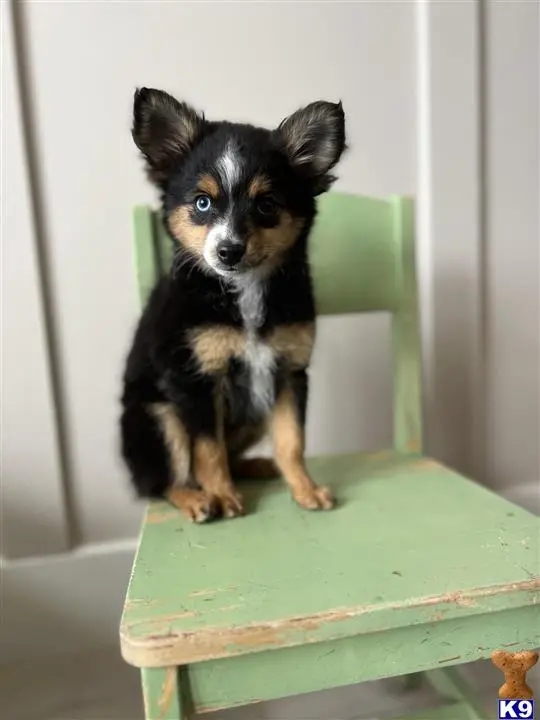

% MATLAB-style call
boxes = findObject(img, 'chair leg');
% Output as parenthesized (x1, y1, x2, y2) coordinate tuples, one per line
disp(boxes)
(141, 666, 188, 720)
(401, 672, 424, 691)
(424, 667, 490, 720)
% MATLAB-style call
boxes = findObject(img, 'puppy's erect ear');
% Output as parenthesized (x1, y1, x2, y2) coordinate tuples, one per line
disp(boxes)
(277, 101, 346, 193)
(132, 88, 204, 187)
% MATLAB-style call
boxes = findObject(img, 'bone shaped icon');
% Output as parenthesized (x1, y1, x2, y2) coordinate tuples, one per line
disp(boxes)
(491, 650, 539, 700)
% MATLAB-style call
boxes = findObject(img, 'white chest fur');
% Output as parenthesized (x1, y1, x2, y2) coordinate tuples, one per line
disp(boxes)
(236, 279, 275, 414)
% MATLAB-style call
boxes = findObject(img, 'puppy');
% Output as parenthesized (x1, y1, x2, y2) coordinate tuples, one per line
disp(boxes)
(120, 88, 346, 522)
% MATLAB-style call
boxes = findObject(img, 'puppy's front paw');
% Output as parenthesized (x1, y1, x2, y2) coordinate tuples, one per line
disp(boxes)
(294, 485, 335, 511)
(171, 489, 219, 524)
(215, 489, 245, 519)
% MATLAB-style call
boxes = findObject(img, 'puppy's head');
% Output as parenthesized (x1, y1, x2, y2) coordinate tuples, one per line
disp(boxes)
(132, 88, 346, 278)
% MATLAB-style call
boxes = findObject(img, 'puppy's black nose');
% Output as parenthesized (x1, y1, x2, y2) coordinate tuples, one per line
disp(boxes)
(216, 241, 245, 267)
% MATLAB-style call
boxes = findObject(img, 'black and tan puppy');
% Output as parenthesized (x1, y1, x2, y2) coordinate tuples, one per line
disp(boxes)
(120, 88, 346, 522)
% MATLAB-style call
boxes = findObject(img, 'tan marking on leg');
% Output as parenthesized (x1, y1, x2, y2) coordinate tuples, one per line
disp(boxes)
(169, 205, 208, 254)
(188, 325, 246, 374)
(197, 174, 220, 199)
(150, 403, 190, 486)
(272, 388, 334, 510)
(267, 322, 315, 368)
(193, 437, 244, 518)
(248, 175, 271, 197)
(166, 487, 218, 524)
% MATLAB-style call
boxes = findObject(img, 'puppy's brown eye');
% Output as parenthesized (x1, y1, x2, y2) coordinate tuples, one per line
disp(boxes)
(255, 196, 277, 216)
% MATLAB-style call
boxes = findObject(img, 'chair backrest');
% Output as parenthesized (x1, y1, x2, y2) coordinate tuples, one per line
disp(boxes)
(132, 192, 422, 454)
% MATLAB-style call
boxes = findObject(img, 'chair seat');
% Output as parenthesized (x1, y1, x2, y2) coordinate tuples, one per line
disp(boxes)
(120, 451, 539, 668)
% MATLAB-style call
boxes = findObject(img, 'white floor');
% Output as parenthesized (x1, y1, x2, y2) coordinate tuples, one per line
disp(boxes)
(1, 648, 538, 720)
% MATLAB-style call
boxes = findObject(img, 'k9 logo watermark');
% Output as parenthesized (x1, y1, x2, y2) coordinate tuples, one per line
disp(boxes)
(498, 700, 534, 719)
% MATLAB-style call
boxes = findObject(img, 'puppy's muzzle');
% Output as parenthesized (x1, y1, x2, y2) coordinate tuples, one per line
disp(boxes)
(216, 240, 245, 268)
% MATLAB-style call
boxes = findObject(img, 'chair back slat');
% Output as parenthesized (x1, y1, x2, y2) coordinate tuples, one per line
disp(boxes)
(132, 193, 423, 453)
(309, 193, 397, 314)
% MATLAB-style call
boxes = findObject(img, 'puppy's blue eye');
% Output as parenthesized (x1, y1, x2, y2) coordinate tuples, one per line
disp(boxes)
(195, 194, 212, 212)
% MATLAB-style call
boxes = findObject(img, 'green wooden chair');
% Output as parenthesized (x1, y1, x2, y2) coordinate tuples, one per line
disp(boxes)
(120, 193, 539, 720)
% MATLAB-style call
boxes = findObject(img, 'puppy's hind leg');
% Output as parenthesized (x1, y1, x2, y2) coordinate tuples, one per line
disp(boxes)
(150, 403, 219, 523)
(121, 403, 171, 498)
(121, 402, 217, 523)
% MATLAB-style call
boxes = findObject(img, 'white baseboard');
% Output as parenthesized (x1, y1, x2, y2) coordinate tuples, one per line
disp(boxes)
(1, 540, 136, 663)
(500, 480, 539, 515)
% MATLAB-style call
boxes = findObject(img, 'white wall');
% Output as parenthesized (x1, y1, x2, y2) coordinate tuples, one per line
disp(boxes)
(1, 0, 69, 559)
(483, 0, 539, 494)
